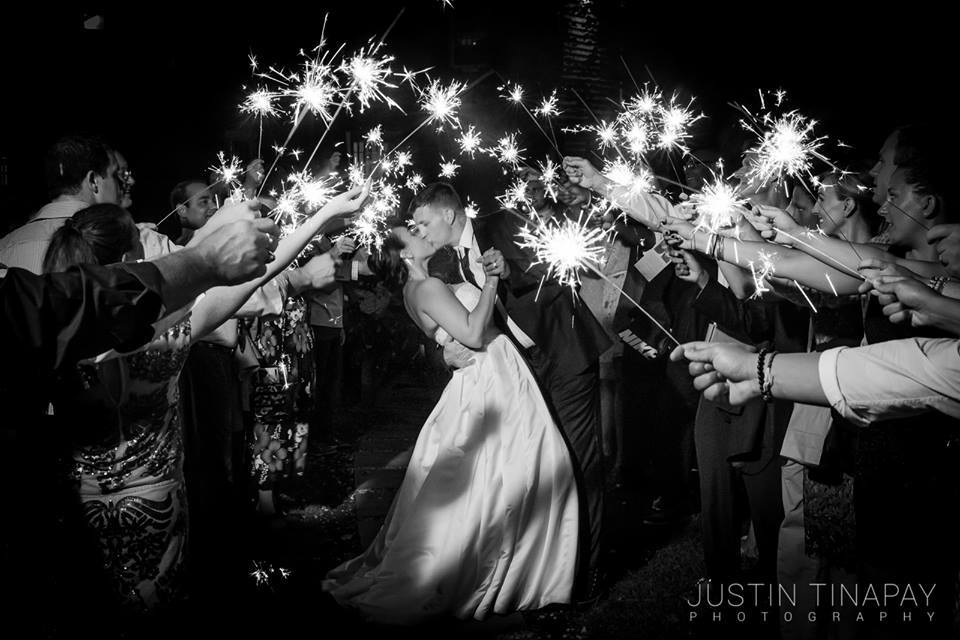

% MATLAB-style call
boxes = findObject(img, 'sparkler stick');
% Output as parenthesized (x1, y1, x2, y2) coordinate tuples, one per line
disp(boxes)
(301, 8, 406, 171)
(504, 208, 681, 347)
(499, 78, 564, 159)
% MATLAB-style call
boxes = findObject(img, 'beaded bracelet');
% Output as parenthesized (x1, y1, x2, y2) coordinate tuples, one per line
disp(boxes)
(761, 351, 777, 402)
(928, 275, 948, 294)
(756, 346, 770, 400)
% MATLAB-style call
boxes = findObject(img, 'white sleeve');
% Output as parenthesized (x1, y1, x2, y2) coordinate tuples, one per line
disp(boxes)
(818, 338, 960, 427)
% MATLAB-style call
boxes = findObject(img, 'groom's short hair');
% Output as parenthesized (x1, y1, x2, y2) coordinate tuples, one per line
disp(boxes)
(409, 182, 463, 216)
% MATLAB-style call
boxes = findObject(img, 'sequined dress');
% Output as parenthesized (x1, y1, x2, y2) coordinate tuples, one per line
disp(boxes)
(67, 318, 193, 609)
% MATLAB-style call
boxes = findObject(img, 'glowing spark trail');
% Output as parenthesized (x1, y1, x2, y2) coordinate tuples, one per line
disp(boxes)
(689, 178, 747, 233)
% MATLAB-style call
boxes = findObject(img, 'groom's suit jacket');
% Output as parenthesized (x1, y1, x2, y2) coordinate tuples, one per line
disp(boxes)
(472, 210, 612, 375)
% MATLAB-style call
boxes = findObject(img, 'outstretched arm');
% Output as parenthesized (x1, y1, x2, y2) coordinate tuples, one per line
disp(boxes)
(190, 186, 369, 340)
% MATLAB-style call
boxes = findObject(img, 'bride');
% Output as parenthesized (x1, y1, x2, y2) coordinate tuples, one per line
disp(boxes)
(323, 222, 579, 625)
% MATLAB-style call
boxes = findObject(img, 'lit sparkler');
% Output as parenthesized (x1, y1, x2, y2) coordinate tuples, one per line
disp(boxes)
(747, 250, 776, 297)
(517, 214, 608, 290)
(689, 177, 747, 234)
(340, 48, 401, 112)
(439, 156, 460, 179)
(458, 125, 483, 158)
(420, 78, 464, 131)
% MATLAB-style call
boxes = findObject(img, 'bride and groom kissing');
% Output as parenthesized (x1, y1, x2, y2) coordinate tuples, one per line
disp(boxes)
(322, 182, 612, 624)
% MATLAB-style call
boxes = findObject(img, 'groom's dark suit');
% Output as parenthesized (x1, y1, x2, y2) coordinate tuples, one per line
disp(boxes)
(471, 210, 612, 587)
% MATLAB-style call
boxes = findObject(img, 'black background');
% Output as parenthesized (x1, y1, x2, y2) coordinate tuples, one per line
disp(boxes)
(0, 1, 953, 226)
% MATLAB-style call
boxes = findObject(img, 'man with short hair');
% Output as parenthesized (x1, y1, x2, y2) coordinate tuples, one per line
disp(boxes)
(409, 182, 612, 601)
(0, 135, 121, 274)
(169, 179, 218, 245)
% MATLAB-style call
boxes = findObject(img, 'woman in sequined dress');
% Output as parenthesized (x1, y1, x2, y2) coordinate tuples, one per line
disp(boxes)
(43, 190, 368, 610)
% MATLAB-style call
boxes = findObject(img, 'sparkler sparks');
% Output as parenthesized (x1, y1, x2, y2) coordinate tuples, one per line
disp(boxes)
(747, 250, 776, 297)
(420, 78, 464, 131)
(746, 111, 826, 187)
(489, 133, 525, 168)
(209, 152, 243, 187)
(240, 88, 278, 117)
(689, 177, 747, 233)
(517, 214, 608, 290)
(465, 197, 479, 218)
(502, 82, 524, 104)
(439, 156, 460, 179)
(603, 160, 655, 197)
(499, 177, 531, 211)
(364, 124, 384, 148)
(536, 91, 561, 118)
(341, 48, 401, 112)
(457, 125, 483, 158)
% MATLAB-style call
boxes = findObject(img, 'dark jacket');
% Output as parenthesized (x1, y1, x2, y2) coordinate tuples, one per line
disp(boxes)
(473, 210, 612, 374)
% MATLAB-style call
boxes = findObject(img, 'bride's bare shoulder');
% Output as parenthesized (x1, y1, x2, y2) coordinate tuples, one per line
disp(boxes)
(407, 277, 450, 302)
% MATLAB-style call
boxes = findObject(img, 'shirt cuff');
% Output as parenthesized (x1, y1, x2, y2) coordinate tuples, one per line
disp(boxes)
(817, 346, 867, 427)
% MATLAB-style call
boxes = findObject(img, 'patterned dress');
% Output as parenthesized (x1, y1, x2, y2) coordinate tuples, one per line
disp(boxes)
(66, 317, 193, 610)
(248, 297, 314, 488)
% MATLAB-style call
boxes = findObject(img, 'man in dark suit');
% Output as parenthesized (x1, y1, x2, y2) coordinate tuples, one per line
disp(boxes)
(409, 182, 612, 599)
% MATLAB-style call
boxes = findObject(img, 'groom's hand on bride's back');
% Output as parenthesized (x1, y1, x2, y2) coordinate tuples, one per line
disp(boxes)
(442, 341, 476, 370)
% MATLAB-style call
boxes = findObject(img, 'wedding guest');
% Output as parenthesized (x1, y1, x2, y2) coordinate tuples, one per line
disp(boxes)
(2, 209, 281, 635)
(0, 135, 120, 274)
(40, 188, 367, 628)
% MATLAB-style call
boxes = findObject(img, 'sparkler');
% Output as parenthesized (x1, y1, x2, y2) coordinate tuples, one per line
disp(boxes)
(210, 152, 243, 189)
(340, 47, 401, 113)
(420, 78, 464, 131)
(515, 212, 681, 346)
(457, 125, 483, 158)
(603, 159, 655, 198)
(747, 250, 776, 297)
(499, 80, 564, 158)
(241, 87, 279, 158)
(439, 156, 460, 179)
(464, 198, 479, 218)
(688, 175, 747, 234)
(489, 132, 525, 169)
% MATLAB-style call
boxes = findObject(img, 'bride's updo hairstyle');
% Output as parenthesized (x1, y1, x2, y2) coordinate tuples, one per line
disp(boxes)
(367, 217, 409, 292)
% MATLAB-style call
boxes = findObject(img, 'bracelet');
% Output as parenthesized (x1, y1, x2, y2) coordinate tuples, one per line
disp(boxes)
(928, 275, 948, 294)
(714, 235, 725, 261)
(705, 233, 718, 258)
(756, 347, 769, 400)
(761, 351, 777, 402)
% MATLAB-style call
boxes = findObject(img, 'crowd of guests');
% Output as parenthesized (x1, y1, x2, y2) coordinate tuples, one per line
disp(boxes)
(1, 118, 959, 639)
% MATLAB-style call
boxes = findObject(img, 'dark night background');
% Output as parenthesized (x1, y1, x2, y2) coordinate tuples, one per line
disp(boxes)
(0, 1, 953, 229)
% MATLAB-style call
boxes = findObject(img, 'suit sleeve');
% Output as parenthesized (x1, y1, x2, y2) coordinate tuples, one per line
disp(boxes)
(1, 262, 165, 375)
(692, 277, 776, 345)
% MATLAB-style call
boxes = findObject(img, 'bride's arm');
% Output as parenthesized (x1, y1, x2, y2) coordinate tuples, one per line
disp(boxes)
(190, 185, 369, 340)
(413, 277, 499, 349)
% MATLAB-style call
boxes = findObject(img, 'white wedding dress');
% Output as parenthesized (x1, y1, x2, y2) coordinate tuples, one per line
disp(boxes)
(323, 283, 579, 625)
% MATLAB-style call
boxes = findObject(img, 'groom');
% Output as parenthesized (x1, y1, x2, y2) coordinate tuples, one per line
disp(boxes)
(409, 182, 612, 600)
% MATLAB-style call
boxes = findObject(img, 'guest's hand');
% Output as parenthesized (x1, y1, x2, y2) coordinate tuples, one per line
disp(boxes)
(194, 217, 280, 285)
(746, 205, 802, 245)
(669, 341, 761, 405)
(857, 258, 926, 285)
(442, 341, 475, 370)
(331, 235, 358, 259)
(562, 156, 606, 192)
(480, 248, 510, 279)
(860, 274, 943, 328)
(669, 248, 709, 289)
(557, 181, 591, 210)
(927, 224, 960, 277)
(661, 216, 697, 242)
(320, 183, 371, 218)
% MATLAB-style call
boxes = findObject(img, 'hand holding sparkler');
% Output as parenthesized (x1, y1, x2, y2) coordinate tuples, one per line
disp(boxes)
(562, 156, 608, 192)
(859, 274, 960, 334)
(322, 183, 372, 218)
(330, 235, 358, 259)
(746, 204, 803, 245)
(669, 341, 762, 406)
(668, 248, 709, 289)
(857, 258, 927, 285)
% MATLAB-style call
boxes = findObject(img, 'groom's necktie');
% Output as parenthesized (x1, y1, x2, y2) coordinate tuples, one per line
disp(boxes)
(459, 246, 481, 288)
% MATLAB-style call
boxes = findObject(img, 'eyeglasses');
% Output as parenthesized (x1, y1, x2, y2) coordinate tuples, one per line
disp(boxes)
(115, 168, 134, 189)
